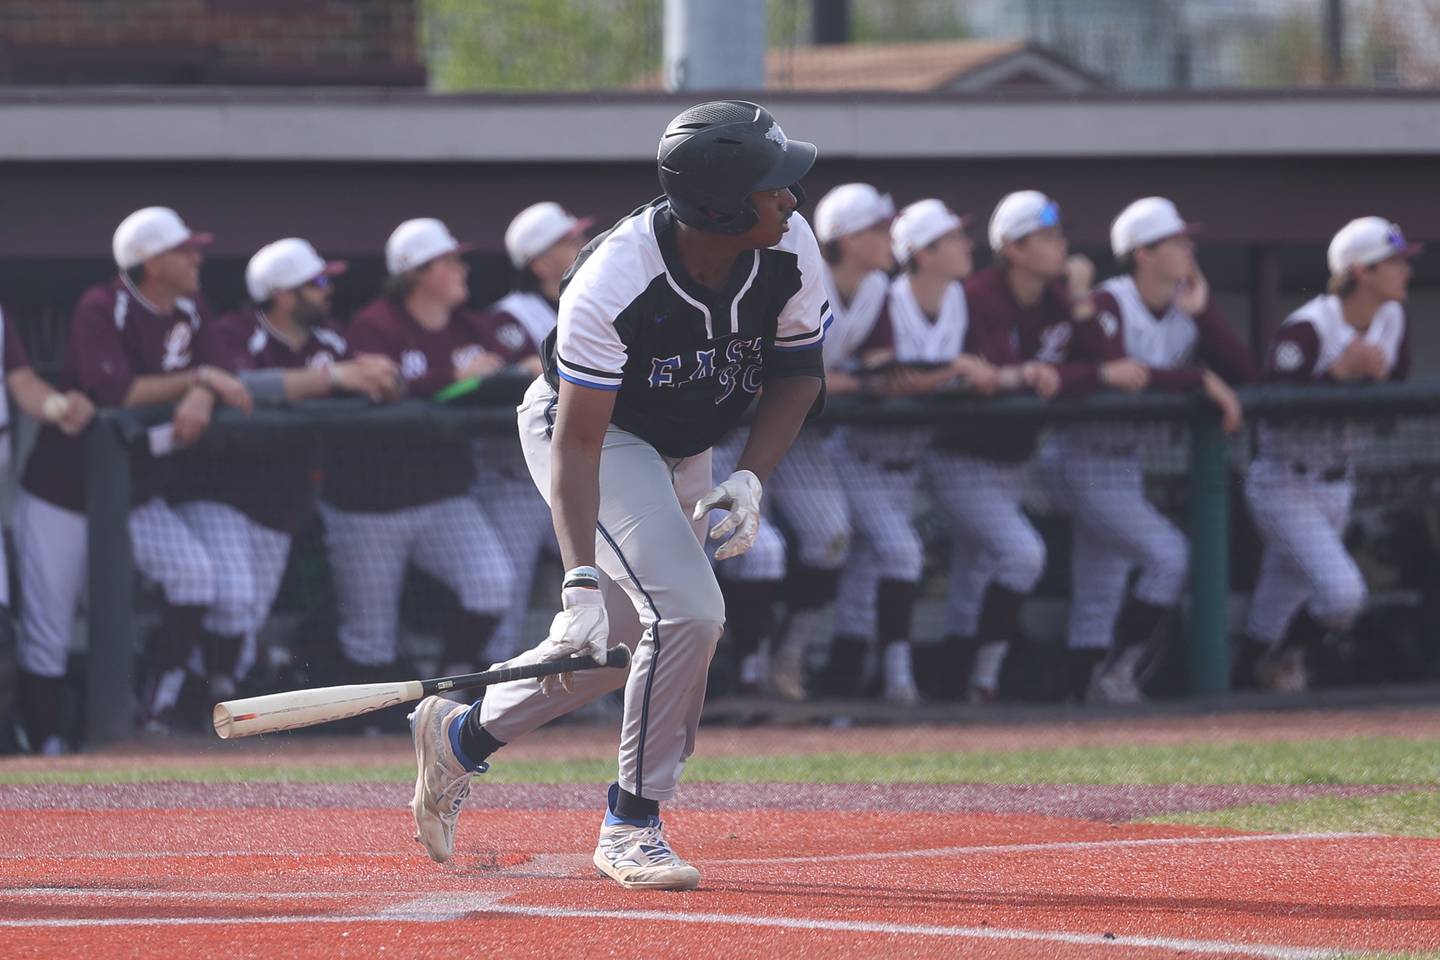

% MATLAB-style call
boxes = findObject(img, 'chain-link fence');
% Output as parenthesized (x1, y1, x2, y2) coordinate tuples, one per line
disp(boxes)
(42, 381, 1440, 746)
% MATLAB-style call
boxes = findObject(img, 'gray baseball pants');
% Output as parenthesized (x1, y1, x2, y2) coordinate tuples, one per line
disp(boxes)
(478, 377, 725, 802)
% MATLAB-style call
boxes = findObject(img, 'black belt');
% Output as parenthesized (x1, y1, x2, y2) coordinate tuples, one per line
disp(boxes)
(1291, 462, 1347, 483)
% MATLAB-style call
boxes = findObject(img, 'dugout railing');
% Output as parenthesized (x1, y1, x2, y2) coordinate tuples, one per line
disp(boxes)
(77, 377, 1440, 744)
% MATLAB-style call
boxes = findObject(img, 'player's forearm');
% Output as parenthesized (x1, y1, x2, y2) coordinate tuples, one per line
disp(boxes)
(5, 368, 64, 422)
(121, 370, 201, 407)
(549, 382, 617, 570)
(550, 438, 603, 569)
(737, 375, 821, 483)
(282, 367, 334, 403)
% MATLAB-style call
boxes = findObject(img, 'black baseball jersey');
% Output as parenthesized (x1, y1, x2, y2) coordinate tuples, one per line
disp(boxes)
(542, 199, 829, 459)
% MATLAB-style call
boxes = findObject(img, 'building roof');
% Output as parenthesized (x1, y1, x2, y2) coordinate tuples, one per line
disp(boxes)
(764, 39, 1102, 93)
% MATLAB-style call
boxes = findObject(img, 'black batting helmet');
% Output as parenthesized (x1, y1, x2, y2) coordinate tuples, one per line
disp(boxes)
(657, 100, 817, 236)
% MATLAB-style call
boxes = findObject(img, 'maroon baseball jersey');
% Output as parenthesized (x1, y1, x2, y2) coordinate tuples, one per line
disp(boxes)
(934, 264, 1104, 461)
(1262, 294, 1408, 385)
(1072, 278, 1256, 388)
(22, 277, 209, 512)
(480, 290, 554, 366)
(170, 310, 350, 532)
(320, 297, 487, 512)
(1256, 293, 1407, 465)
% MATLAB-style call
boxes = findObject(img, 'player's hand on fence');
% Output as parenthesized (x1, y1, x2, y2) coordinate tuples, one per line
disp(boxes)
(1021, 361, 1062, 399)
(535, 569, 609, 693)
(334, 354, 402, 402)
(879, 365, 923, 397)
(172, 384, 216, 446)
(1330, 340, 1388, 381)
(456, 350, 505, 381)
(198, 366, 254, 414)
(53, 391, 96, 436)
(1201, 369, 1243, 434)
(952, 354, 999, 396)
(1100, 358, 1150, 393)
(693, 469, 762, 561)
(1175, 268, 1210, 316)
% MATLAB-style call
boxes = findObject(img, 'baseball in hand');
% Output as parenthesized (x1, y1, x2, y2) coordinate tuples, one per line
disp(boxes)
(43, 394, 70, 423)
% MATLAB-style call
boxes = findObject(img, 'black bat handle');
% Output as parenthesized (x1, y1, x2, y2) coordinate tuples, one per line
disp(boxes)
(421, 646, 631, 696)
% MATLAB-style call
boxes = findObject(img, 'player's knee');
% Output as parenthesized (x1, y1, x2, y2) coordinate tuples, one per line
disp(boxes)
(736, 528, 786, 582)
(873, 533, 923, 582)
(798, 517, 851, 569)
(458, 555, 518, 613)
(1315, 563, 1367, 628)
(1140, 536, 1189, 604)
(999, 530, 1047, 593)
(675, 574, 728, 634)
(167, 551, 217, 607)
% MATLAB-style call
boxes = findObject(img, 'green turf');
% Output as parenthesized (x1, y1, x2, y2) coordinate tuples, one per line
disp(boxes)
(1147, 790, 1440, 838)
(3, 736, 1437, 786)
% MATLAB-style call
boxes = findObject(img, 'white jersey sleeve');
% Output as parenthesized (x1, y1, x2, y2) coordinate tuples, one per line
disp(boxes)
(771, 215, 830, 353)
(554, 240, 635, 392)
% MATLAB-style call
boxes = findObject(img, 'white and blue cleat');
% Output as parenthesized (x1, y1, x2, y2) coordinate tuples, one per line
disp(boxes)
(593, 784, 701, 890)
(408, 695, 487, 863)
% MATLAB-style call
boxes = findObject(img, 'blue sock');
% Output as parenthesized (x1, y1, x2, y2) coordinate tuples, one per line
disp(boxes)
(604, 782, 657, 826)
(446, 708, 488, 773)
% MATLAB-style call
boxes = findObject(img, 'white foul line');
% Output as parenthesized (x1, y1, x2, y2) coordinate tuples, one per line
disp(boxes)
(473, 901, 1339, 960)
(0, 830, 1382, 867)
(0, 892, 1337, 959)
(708, 830, 1381, 866)
(0, 891, 504, 927)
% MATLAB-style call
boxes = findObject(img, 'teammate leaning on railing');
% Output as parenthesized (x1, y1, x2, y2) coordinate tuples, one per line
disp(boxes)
(465, 202, 591, 665)
(0, 303, 96, 754)
(925, 191, 1081, 705)
(16, 207, 254, 741)
(770, 182, 895, 702)
(1234, 217, 1419, 695)
(315, 219, 518, 703)
(167, 238, 401, 703)
(1040, 197, 1256, 704)
(833, 198, 1058, 705)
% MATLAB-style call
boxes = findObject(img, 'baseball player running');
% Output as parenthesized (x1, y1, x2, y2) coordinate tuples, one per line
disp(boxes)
(1234, 217, 1417, 693)
(171, 239, 400, 699)
(1046, 197, 1252, 702)
(765, 182, 894, 700)
(2, 305, 95, 753)
(407, 100, 827, 891)
(928, 191, 1104, 703)
(832, 199, 1008, 704)
(468, 202, 590, 662)
(317, 219, 517, 687)
(16, 207, 253, 734)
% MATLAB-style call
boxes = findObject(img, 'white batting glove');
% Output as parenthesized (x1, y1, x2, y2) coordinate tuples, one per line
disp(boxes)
(692, 469, 762, 561)
(533, 567, 609, 694)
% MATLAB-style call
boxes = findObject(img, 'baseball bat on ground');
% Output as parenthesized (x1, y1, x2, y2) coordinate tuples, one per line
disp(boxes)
(212, 647, 631, 740)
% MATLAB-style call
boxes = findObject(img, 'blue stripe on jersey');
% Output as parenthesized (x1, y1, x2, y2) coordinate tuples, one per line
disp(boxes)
(557, 369, 622, 390)
(772, 321, 826, 352)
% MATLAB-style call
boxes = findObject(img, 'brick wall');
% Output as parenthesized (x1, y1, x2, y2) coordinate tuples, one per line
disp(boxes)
(0, 0, 424, 86)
